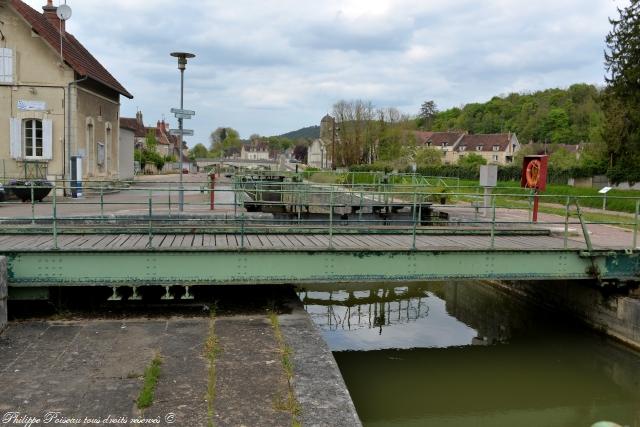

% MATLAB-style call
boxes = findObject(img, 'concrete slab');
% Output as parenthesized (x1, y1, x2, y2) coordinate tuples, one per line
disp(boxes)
(214, 315, 292, 427)
(279, 301, 362, 427)
(0, 318, 208, 425)
(0, 257, 6, 333)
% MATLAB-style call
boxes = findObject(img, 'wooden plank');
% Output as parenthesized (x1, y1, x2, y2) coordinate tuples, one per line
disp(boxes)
(274, 234, 294, 248)
(77, 235, 108, 249)
(160, 234, 177, 248)
(93, 234, 120, 249)
(149, 235, 166, 248)
(291, 234, 316, 248)
(245, 235, 261, 248)
(63, 235, 91, 249)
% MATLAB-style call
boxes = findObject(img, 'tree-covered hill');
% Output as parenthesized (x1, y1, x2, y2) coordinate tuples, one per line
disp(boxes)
(423, 84, 605, 145)
(277, 125, 320, 140)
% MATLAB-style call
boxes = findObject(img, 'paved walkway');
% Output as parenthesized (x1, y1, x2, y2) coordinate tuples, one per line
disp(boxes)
(0, 307, 361, 426)
(0, 173, 239, 218)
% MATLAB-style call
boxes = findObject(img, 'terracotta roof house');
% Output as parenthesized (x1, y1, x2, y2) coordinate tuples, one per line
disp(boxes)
(2, 0, 133, 188)
(450, 133, 520, 165)
(414, 131, 466, 152)
(144, 120, 181, 158)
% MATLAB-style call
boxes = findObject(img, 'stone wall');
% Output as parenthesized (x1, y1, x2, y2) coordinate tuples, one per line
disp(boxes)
(0, 257, 6, 333)
(497, 279, 640, 350)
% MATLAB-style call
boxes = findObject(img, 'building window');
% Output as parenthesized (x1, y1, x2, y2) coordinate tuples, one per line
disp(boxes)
(0, 48, 13, 84)
(492, 145, 500, 151)
(459, 145, 466, 152)
(492, 155, 499, 162)
(23, 119, 43, 158)
(442, 142, 448, 147)
(476, 145, 483, 151)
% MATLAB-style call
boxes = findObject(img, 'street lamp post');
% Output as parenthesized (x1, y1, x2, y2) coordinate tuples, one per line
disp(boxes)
(331, 117, 337, 170)
(170, 51, 195, 212)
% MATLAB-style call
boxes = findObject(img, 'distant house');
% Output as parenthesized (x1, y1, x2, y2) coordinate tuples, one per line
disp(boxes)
(118, 119, 136, 180)
(241, 141, 270, 160)
(450, 133, 520, 165)
(308, 139, 328, 168)
(120, 111, 147, 150)
(415, 132, 465, 151)
(2, 0, 133, 187)
(145, 120, 179, 158)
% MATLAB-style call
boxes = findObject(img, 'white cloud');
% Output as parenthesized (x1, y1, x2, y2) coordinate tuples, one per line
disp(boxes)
(19, 0, 629, 142)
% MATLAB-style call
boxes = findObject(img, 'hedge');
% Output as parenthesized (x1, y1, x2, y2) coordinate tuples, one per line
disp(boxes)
(348, 163, 607, 184)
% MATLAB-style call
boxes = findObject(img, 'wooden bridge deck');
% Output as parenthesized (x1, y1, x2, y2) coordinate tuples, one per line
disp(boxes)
(0, 233, 592, 252)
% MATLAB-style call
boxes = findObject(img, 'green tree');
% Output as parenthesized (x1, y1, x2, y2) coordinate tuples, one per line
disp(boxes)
(414, 147, 443, 166)
(604, 0, 640, 183)
(548, 147, 578, 170)
(418, 100, 438, 129)
(190, 143, 209, 159)
(209, 127, 242, 157)
(458, 153, 487, 168)
(145, 130, 158, 151)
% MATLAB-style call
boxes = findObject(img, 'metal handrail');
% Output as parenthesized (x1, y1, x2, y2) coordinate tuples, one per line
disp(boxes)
(0, 177, 638, 252)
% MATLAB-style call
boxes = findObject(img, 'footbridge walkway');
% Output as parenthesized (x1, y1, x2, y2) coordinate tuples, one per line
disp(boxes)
(0, 174, 638, 290)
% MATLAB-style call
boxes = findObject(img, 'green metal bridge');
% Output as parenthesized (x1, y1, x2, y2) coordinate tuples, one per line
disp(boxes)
(0, 174, 639, 297)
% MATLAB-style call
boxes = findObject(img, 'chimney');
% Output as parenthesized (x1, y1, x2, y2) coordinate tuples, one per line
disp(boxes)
(43, 1, 64, 32)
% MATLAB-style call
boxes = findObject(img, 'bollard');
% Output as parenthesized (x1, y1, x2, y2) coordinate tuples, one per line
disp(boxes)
(209, 172, 216, 210)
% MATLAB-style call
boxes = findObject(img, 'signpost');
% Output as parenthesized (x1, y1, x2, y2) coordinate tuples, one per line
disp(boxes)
(599, 186, 612, 211)
(169, 108, 195, 211)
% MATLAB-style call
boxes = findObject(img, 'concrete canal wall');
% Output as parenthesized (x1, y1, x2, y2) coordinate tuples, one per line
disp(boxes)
(498, 279, 640, 350)
(0, 257, 6, 333)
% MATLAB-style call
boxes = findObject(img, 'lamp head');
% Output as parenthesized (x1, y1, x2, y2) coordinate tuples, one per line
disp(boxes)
(170, 52, 196, 70)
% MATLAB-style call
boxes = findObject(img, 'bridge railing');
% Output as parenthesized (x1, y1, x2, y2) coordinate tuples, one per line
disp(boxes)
(0, 177, 638, 252)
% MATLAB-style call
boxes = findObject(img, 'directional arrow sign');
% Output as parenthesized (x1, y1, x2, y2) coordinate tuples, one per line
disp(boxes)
(174, 112, 193, 119)
(170, 108, 196, 116)
(170, 129, 194, 136)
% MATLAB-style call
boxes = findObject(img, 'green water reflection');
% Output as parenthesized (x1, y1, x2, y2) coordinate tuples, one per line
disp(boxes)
(298, 282, 640, 427)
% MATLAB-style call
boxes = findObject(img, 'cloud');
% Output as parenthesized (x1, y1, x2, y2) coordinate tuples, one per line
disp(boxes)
(19, 0, 628, 142)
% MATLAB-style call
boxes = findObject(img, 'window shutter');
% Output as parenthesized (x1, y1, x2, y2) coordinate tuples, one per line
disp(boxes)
(0, 48, 12, 83)
(9, 118, 22, 159)
(42, 119, 53, 160)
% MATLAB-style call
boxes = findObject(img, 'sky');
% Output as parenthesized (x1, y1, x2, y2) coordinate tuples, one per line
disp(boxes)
(23, 0, 628, 146)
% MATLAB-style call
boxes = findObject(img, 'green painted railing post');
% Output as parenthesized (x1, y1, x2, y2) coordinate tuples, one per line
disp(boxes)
(411, 189, 418, 251)
(564, 196, 570, 249)
(52, 185, 58, 250)
(99, 185, 104, 219)
(147, 189, 153, 248)
(574, 199, 593, 253)
(240, 213, 245, 250)
(633, 200, 639, 250)
(490, 196, 496, 250)
(329, 187, 334, 249)
(359, 189, 363, 222)
(528, 190, 533, 223)
(233, 187, 237, 218)
(30, 180, 35, 224)
(168, 183, 172, 217)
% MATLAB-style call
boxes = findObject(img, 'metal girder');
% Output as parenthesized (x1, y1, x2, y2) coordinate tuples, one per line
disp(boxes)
(4, 249, 639, 286)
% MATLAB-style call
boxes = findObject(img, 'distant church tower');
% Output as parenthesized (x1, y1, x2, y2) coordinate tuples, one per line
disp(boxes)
(320, 114, 334, 142)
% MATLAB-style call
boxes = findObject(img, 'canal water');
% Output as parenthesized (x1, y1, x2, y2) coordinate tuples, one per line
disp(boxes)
(298, 282, 640, 427)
